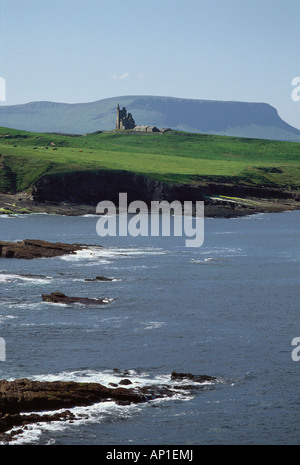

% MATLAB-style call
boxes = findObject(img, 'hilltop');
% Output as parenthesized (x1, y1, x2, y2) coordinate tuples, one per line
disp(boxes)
(0, 127, 299, 217)
(0, 95, 300, 141)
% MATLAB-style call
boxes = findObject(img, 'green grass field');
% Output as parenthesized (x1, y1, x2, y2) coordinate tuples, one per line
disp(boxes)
(0, 127, 299, 193)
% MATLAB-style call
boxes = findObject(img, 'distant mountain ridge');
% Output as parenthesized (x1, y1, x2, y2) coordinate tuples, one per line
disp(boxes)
(0, 95, 299, 141)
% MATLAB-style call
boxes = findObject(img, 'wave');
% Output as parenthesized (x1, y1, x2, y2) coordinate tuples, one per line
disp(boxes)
(3, 400, 142, 445)
(189, 246, 246, 265)
(0, 273, 52, 284)
(139, 321, 166, 330)
(0, 214, 28, 219)
(30, 367, 215, 391)
(7, 302, 43, 311)
(59, 246, 166, 266)
(0, 314, 17, 323)
(81, 214, 99, 217)
(189, 257, 227, 265)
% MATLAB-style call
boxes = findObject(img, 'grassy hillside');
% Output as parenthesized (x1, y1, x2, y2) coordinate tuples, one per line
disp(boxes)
(0, 127, 299, 194)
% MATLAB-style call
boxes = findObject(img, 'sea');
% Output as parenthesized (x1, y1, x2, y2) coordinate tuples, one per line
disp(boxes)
(0, 209, 299, 446)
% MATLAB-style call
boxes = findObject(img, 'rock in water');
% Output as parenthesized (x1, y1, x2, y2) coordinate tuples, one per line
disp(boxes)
(0, 239, 101, 259)
(42, 292, 113, 305)
(171, 371, 216, 383)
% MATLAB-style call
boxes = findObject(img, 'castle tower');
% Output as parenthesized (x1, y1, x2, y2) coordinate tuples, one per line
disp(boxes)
(116, 104, 120, 130)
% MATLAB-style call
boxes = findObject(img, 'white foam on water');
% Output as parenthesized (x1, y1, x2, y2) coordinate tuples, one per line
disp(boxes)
(59, 247, 111, 265)
(190, 257, 223, 265)
(241, 212, 268, 220)
(0, 314, 16, 323)
(190, 246, 246, 265)
(211, 231, 238, 235)
(81, 214, 99, 217)
(1, 400, 143, 445)
(59, 246, 166, 265)
(139, 321, 166, 330)
(7, 302, 44, 311)
(30, 368, 146, 387)
(30, 368, 207, 392)
(0, 214, 28, 219)
(0, 273, 52, 284)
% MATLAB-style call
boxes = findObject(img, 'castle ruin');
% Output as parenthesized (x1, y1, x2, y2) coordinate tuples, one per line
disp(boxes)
(115, 104, 170, 133)
(116, 104, 136, 130)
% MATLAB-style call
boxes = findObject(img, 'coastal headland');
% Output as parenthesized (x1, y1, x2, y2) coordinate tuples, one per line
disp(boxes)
(0, 127, 299, 218)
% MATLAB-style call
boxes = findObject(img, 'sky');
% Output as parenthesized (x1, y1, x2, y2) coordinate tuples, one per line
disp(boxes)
(0, 0, 299, 129)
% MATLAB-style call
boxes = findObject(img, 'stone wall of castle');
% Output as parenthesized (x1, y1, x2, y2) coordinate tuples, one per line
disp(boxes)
(116, 105, 135, 130)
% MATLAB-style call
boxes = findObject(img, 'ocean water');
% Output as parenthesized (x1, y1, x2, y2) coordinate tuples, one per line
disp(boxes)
(0, 210, 299, 445)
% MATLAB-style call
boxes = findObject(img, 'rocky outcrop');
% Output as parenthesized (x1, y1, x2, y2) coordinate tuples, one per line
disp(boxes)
(171, 371, 216, 383)
(0, 378, 151, 440)
(0, 410, 77, 442)
(0, 378, 148, 417)
(42, 292, 113, 305)
(0, 239, 97, 259)
(0, 373, 216, 439)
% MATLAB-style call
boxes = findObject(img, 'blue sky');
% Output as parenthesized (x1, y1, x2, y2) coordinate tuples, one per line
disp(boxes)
(0, 0, 299, 129)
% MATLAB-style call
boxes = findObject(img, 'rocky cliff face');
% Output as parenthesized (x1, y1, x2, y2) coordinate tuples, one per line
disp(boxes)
(31, 170, 300, 206)
(32, 170, 167, 205)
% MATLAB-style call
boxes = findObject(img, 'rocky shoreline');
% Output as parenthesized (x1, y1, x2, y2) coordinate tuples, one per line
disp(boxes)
(0, 372, 216, 441)
(1, 192, 300, 218)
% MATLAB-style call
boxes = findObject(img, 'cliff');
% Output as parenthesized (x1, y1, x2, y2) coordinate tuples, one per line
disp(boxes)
(2, 169, 299, 218)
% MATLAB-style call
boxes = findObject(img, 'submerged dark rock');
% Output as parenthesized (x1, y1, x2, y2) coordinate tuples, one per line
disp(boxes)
(0, 239, 97, 260)
(119, 379, 133, 386)
(42, 292, 113, 305)
(171, 371, 217, 383)
(84, 276, 114, 282)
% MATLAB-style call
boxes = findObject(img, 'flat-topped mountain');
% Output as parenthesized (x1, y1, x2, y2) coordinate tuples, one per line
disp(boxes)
(0, 95, 299, 141)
